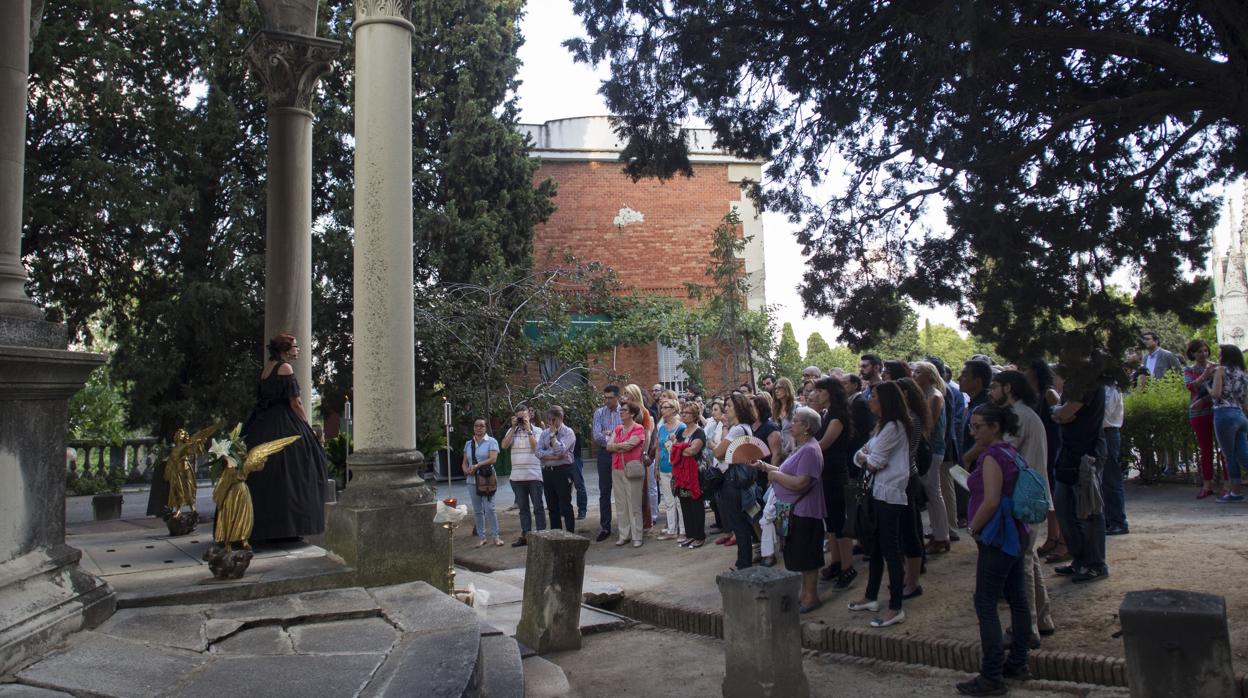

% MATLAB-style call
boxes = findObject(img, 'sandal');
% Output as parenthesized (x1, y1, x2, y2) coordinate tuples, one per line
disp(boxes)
(474, 539, 487, 548)
(1036, 538, 1059, 556)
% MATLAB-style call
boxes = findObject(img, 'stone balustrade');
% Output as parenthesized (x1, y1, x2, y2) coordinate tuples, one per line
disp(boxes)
(66, 437, 161, 483)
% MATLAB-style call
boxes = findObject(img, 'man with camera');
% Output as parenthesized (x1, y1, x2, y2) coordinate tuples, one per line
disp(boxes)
(537, 405, 577, 533)
(503, 405, 546, 546)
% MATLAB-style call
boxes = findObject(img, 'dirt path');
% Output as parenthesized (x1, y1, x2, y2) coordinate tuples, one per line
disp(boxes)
(455, 478, 1248, 670)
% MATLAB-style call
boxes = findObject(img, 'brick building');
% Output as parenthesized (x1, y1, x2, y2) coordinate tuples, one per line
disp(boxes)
(517, 116, 767, 396)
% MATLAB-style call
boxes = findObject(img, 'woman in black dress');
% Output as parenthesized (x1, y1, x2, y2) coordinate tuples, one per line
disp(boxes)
(241, 333, 329, 541)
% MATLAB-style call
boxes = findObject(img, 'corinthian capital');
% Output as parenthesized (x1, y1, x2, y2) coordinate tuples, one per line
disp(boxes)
(356, 0, 412, 21)
(246, 30, 342, 111)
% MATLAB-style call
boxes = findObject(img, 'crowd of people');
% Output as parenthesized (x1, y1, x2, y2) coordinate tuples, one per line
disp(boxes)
(460, 331, 1247, 696)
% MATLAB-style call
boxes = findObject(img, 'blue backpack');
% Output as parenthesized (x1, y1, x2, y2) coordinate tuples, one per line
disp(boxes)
(1005, 448, 1050, 524)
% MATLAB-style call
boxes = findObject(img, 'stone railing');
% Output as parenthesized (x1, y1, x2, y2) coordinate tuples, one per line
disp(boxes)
(66, 437, 161, 484)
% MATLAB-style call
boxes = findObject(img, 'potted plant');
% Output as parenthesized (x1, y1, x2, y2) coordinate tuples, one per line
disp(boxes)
(67, 469, 127, 520)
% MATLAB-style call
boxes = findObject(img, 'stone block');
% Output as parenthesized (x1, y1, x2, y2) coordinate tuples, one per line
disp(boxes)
(95, 607, 209, 652)
(212, 625, 294, 655)
(16, 631, 208, 698)
(289, 617, 399, 654)
(174, 653, 385, 698)
(323, 462, 448, 589)
(515, 530, 590, 654)
(359, 626, 481, 698)
(369, 581, 478, 634)
(716, 566, 809, 698)
(0, 686, 74, 697)
(480, 634, 524, 698)
(1120, 589, 1237, 698)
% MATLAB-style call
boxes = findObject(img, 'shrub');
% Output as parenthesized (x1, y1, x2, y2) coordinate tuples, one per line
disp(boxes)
(325, 432, 351, 488)
(1121, 371, 1194, 470)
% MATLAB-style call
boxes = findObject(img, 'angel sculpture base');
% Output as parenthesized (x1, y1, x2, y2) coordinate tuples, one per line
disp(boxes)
(203, 542, 253, 580)
(161, 506, 199, 537)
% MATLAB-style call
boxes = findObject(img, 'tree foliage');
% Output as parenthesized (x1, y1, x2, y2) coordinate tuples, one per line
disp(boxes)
(568, 0, 1241, 361)
(773, 322, 803, 381)
(25, 0, 554, 436)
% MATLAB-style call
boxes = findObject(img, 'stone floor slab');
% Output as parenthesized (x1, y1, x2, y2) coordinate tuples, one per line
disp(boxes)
(95, 607, 209, 652)
(289, 617, 399, 655)
(369, 582, 478, 634)
(0, 686, 75, 697)
(82, 538, 200, 576)
(15, 632, 207, 698)
(210, 625, 293, 656)
(173, 653, 385, 698)
(358, 626, 480, 698)
(483, 601, 626, 638)
(451, 569, 524, 605)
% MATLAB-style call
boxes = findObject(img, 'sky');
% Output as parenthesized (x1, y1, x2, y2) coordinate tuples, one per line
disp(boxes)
(512, 1, 1238, 352)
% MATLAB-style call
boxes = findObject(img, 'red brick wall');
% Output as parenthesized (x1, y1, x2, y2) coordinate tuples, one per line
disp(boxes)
(526, 159, 754, 397)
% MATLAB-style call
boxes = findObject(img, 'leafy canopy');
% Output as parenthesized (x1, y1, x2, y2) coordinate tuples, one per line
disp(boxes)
(567, 1, 1242, 359)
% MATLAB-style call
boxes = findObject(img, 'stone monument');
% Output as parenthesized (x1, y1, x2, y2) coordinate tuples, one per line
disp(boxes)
(321, 0, 449, 589)
(515, 530, 591, 653)
(716, 567, 810, 698)
(1212, 186, 1248, 346)
(0, 0, 115, 674)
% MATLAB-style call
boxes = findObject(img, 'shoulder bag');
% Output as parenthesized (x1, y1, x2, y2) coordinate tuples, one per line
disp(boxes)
(470, 440, 497, 499)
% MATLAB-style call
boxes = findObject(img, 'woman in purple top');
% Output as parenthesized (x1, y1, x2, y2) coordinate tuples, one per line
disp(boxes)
(751, 406, 825, 613)
(958, 403, 1031, 697)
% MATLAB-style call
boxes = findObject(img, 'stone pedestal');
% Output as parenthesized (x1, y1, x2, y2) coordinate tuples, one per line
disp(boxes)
(321, 1, 448, 589)
(245, 27, 340, 410)
(1120, 589, 1236, 698)
(0, 0, 115, 675)
(716, 567, 809, 698)
(515, 530, 590, 653)
(0, 341, 115, 674)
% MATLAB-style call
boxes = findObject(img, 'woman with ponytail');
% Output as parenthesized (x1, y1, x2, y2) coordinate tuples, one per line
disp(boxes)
(241, 333, 330, 542)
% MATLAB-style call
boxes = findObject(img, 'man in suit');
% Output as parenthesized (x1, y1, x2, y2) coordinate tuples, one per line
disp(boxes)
(1141, 331, 1182, 378)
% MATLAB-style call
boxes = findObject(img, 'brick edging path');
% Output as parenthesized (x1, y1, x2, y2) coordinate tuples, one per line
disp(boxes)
(611, 595, 1248, 696)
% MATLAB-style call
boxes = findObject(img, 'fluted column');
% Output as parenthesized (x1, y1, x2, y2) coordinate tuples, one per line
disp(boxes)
(0, 0, 40, 320)
(323, 0, 445, 589)
(246, 28, 340, 411)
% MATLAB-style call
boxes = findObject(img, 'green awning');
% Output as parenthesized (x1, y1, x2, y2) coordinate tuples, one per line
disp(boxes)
(523, 314, 611, 342)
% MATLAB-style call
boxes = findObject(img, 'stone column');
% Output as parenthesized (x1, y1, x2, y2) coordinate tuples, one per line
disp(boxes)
(322, 0, 447, 588)
(0, 0, 114, 674)
(1119, 589, 1236, 697)
(0, 0, 39, 321)
(245, 15, 341, 411)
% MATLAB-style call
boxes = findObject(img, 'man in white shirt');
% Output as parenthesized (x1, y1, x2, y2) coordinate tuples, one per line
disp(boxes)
(502, 405, 546, 546)
(1102, 383, 1127, 535)
(990, 370, 1057, 645)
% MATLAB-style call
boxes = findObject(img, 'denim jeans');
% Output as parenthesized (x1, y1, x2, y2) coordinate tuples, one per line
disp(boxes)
(542, 464, 575, 532)
(596, 450, 613, 533)
(511, 479, 546, 536)
(1101, 427, 1127, 529)
(1213, 406, 1248, 485)
(466, 477, 499, 540)
(1054, 478, 1106, 572)
(864, 500, 906, 611)
(974, 541, 1032, 680)
(573, 451, 588, 516)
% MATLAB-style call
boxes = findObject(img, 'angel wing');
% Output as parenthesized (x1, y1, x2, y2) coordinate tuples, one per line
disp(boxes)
(242, 435, 301, 475)
(171, 423, 222, 459)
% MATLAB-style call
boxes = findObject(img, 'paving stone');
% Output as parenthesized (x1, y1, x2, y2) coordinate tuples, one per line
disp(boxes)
(203, 587, 377, 623)
(359, 626, 480, 698)
(203, 593, 302, 623)
(15, 632, 207, 698)
(485, 600, 626, 638)
(173, 653, 385, 698)
(211, 625, 294, 655)
(95, 607, 209, 652)
(451, 569, 524, 604)
(0, 686, 75, 697)
(289, 587, 379, 617)
(289, 617, 399, 655)
(369, 581, 478, 634)
(203, 619, 246, 643)
(582, 580, 624, 606)
(480, 635, 524, 698)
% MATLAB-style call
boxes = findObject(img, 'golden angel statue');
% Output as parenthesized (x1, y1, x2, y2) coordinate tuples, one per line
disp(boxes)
(204, 435, 300, 579)
(159, 424, 219, 536)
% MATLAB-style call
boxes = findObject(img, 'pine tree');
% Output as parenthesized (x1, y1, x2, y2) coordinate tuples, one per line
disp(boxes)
(774, 322, 802, 382)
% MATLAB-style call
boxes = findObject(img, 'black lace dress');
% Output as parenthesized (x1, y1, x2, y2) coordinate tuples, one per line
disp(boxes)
(240, 365, 329, 540)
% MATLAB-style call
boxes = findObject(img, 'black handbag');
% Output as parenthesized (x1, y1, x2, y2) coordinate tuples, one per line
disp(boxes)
(699, 465, 724, 497)
(853, 472, 878, 549)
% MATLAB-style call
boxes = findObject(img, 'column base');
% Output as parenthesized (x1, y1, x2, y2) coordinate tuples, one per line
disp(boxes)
(318, 449, 451, 590)
(0, 545, 116, 675)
